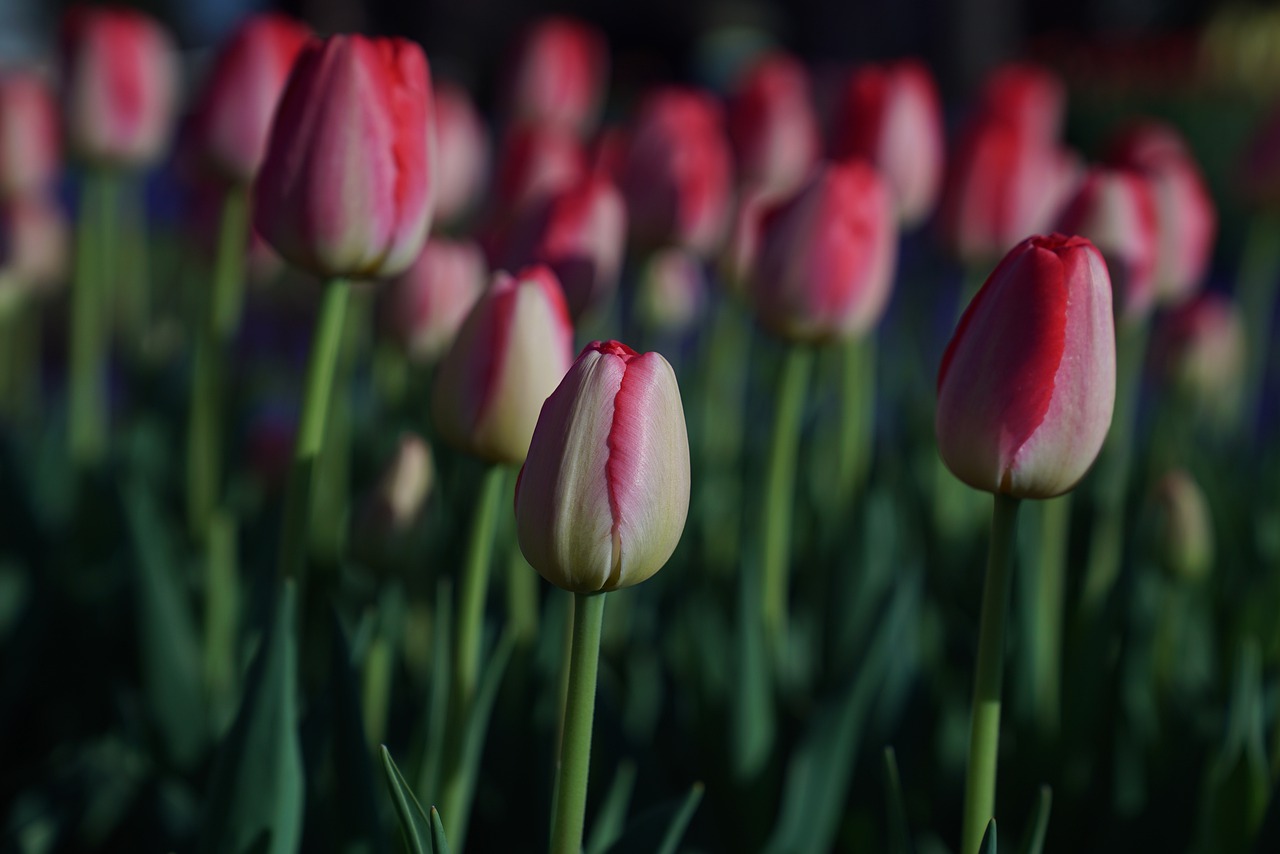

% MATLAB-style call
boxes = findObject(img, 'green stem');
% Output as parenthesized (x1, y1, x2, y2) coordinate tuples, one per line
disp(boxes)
(961, 493, 1021, 854)
(455, 465, 507, 706)
(837, 333, 876, 507)
(760, 346, 812, 646)
(277, 279, 350, 582)
(118, 175, 151, 349)
(1238, 213, 1280, 435)
(204, 509, 239, 736)
(507, 543, 540, 646)
(550, 592, 607, 854)
(69, 170, 115, 467)
(1030, 493, 1069, 737)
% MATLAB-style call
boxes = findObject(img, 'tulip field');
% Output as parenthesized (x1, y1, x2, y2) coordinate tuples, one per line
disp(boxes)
(6, 5, 1280, 854)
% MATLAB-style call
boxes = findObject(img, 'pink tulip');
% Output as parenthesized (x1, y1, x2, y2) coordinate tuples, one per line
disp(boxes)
(829, 59, 944, 227)
(974, 62, 1067, 144)
(1150, 469, 1213, 581)
(720, 186, 771, 297)
(528, 176, 627, 320)
(254, 34, 436, 280)
(0, 71, 60, 197)
(1054, 167, 1159, 324)
(60, 6, 180, 167)
(1149, 292, 1245, 413)
(636, 247, 707, 333)
(432, 264, 575, 466)
(0, 192, 68, 294)
(494, 122, 587, 216)
(502, 16, 608, 136)
(1107, 121, 1216, 305)
(380, 237, 488, 364)
(515, 340, 690, 593)
(726, 52, 821, 199)
(621, 87, 733, 257)
(187, 13, 311, 186)
(936, 234, 1116, 498)
(751, 161, 898, 344)
(434, 82, 492, 225)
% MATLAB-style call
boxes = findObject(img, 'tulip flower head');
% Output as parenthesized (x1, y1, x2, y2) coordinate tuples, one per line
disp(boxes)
(502, 16, 608, 136)
(936, 234, 1116, 499)
(1149, 292, 1245, 422)
(529, 176, 627, 320)
(974, 62, 1067, 144)
(1149, 469, 1214, 582)
(0, 71, 60, 198)
(636, 247, 707, 334)
(380, 237, 488, 364)
(254, 34, 436, 280)
(434, 82, 492, 225)
(432, 265, 575, 466)
(726, 52, 821, 199)
(494, 122, 588, 216)
(516, 340, 691, 593)
(0, 193, 69, 298)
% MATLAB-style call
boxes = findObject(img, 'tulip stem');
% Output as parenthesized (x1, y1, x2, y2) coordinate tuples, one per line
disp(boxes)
(69, 169, 115, 467)
(118, 174, 151, 350)
(761, 345, 812, 648)
(456, 465, 507, 706)
(277, 278, 350, 582)
(837, 333, 876, 507)
(550, 591, 606, 854)
(1029, 493, 1069, 737)
(1238, 212, 1280, 438)
(961, 493, 1020, 854)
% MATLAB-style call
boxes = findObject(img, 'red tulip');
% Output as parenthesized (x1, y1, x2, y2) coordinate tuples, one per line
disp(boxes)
(515, 340, 690, 593)
(187, 13, 311, 186)
(974, 62, 1067, 144)
(0, 71, 60, 197)
(830, 59, 944, 227)
(254, 35, 436, 280)
(936, 234, 1116, 498)
(621, 87, 733, 257)
(494, 122, 587, 216)
(1054, 167, 1159, 324)
(432, 264, 575, 466)
(434, 82, 491, 225)
(726, 52, 821, 199)
(380, 237, 488, 364)
(502, 16, 608, 136)
(751, 161, 897, 343)
(60, 6, 180, 167)
(529, 176, 627, 320)
(1150, 292, 1244, 414)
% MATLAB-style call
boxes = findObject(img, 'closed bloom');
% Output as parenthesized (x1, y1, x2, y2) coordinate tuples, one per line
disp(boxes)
(936, 234, 1116, 498)
(751, 161, 898, 344)
(434, 82, 491, 224)
(829, 59, 944, 228)
(636, 247, 706, 333)
(0, 192, 69, 296)
(529, 176, 627, 320)
(432, 265, 574, 466)
(502, 17, 608, 136)
(515, 340, 690, 593)
(362, 433, 435, 535)
(1150, 292, 1244, 420)
(1149, 470, 1213, 582)
(380, 237, 488, 363)
(726, 52, 821, 199)
(1054, 167, 1159, 324)
(494, 122, 587, 216)
(187, 13, 311, 186)
(974, 62, 1067, 144)
(254, 34, 436, 280)
(60, 6, 180, 167)
(0, 71, 60, 197)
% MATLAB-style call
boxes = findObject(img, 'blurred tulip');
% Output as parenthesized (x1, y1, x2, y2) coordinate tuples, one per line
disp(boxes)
(494, 122, 587, 216)
(1107, 121, 1216, 305)
(432, 265, 574, 466)
(515, 339, 690, 593)
(1054, 167, 1159, 324)
(1150, 292, 1245, 418)
(359, 432, 435, 536)
(60, 6, 180, 167)
(974, 62, 1067, 143)
(829, 59, 944, 227)
(380, 237, 488, 363)
(726, 52, 820, 199)
(621, 87, 733, 257)
(527, 176, 627, 320)
(751, 161, 897, 344)
(187, 13, 311, 186)
(0, 71, 60, 198)
(502, 16, 608, 136)
(1149, 470, 1214, 582)
(254, 34, 436, 280)
(636, 246, 707, 334)
(936, 234, 1115, 498)
(720, 185, 770, 296)
(0, 192, 69, 295)
(434, 82, 491, 225)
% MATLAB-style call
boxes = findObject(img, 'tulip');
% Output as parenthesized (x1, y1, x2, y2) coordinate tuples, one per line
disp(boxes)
(635, 246, 707, 334)
(434, 82, 491, 225)
(974, 62, 1067, 144)
(1054, 167, 1159, 324)
(432, 264, 575, 467)
(528, 176, 627, 320)
(60, 6, 180, 167)
(1150, 470, 1213, 583)
(621, 87, 733, 257)
(0, 71, 60, 198)
(501, 16, 608, 136)
(187, 13, 311, 187)
(356, 432, 435, 539)
(937, 234, 1116, 499)
(829, 59, 945, 227)
(254, 34, 436, 281)
(720, 185, 770, 296)
(1150, 292, 1245, 422)
(751, 160, 898, 344)
(725, 52, 821, 199)
(493, 122, 587, 217)
(0, 192, 68, 296)
(380, 237, 488, 364)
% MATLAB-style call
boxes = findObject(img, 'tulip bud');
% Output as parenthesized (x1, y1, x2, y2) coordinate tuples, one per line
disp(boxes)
(936, 234, 1116, 498)
(751, 160, 898, 344)
(434, 82, 491, 225)
(974, 62, 1067, 143)
(60, 6, 180, 167)
(359, 433, 435, 536)
(725, 52, 821, 199)
(1054, 167, 1159, 324)
(432, 265, 575, 466)
(1148, 470, 1213, 582)
(0, 192, 69, 296)
(636, 247, 707, 334)
(187, 13, 311, 186)
(0, 71, 60, 198)
(1149, 292, 1245, 422)
(502, 17, 608, 136)
(829, 59, 944, 228)
(494, 122, 587, 216)
(380, 237, 488, 364)
(530, 176, 627, 320)
(622, 87, 733, 257)
(515, 340, 690, 593)
(254, 34, 436, 280)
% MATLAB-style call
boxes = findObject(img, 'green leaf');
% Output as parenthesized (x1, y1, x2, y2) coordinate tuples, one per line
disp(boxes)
(199, 582, 303, 854)
(980, 819, 997, 854)
(1019, 786, 1051, 854)
(381, 746, 438, 854)
(586, 761, 637, 854)
(416, 579, 453, 803)
(429, 807, 450, 854)
(883, 747, 913, 854)
(731, 554, 774, 782)
(604, 783, 704, 854)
